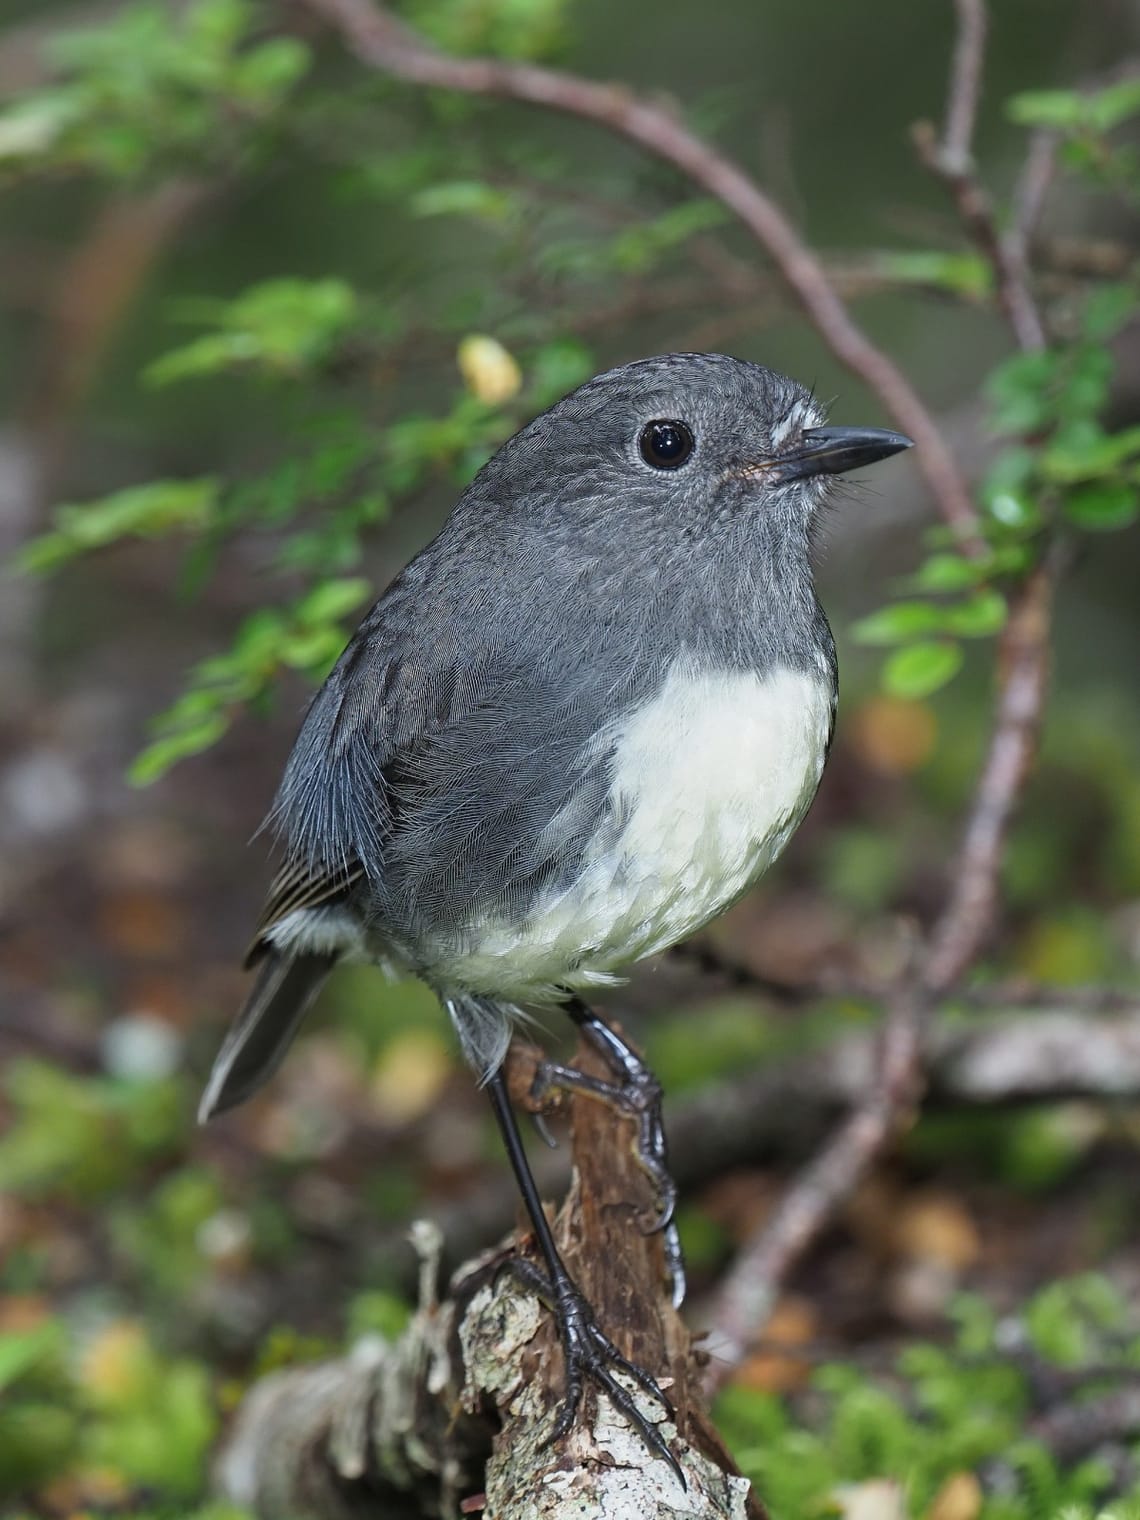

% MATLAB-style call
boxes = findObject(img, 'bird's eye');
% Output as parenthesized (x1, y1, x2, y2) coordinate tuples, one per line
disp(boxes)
(639, 419, 694, 470)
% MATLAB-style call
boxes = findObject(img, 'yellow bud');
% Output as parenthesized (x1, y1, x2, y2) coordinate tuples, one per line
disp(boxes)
(457, 335, 522, 405)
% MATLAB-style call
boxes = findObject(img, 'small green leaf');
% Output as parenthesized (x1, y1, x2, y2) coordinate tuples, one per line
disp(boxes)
(882, 641, 964, 699)
(1008, 79, 1140, 132)
(1081, 281, 1138, 341)
(129, 712, 229, 786)
(1007, 88, 1086, 130)
(906, 552, 988, 592)
(294, 576, 371, 625)
(851, 601, 947, 646)
(410, 180, 517, 222)
(944, 588, 1008, 638)
(984, 350, 1058, 434)
(145, 279, 357, 385)
(873, 250, 992, 300)
(1063, 480, 1139, 531)
(528, 339, 594, 407)
(1041, 422, 1140, 481)
(983, 485, 1043, 532)
(0, 1321, 65, 1390)
(15, 478, 218, 572)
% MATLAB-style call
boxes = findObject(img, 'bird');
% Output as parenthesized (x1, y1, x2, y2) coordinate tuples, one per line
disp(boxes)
(198, 351, 911, 1472)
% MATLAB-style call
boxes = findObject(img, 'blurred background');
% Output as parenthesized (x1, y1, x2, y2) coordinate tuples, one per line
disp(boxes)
(1, 0, 1139, 1515)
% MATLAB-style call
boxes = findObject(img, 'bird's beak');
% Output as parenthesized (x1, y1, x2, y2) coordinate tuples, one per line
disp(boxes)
(770, 425, 913, 483)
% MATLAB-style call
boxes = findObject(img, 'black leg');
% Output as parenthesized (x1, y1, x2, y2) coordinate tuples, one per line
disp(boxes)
(484, 1069, 682, 1483)
(532, 997, 686, 1308)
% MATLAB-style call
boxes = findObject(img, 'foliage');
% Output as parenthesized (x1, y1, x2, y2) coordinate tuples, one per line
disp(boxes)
(716, 1278, 1140, 1519)
(2, 2, 1140, 1515)
(4, 0, 1138, 767)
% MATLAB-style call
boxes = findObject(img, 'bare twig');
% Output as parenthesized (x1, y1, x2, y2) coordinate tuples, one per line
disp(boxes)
(941, 0, 988, 173)
(1011, 130, 1060, 250)
(291, 0, 979, 544)
(705, 556, 1057, 1383)
(923, 562, 1054, 991)
(702, 984, 922, 1386)
(913, 0, 1047, 352)
(702, 0, 1063, 1377)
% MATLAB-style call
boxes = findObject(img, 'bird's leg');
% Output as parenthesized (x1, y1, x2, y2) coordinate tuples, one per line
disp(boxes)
(484, 1070, 681, 1481)
(531, 997, 685, 1308)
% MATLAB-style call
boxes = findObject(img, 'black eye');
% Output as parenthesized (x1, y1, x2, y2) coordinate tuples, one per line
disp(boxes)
(639, 419, 694, 470)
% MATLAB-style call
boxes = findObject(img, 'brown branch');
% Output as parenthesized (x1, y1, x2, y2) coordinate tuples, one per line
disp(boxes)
(912, 0, 1047, 352)
(701, 0, 1063, 1372)
(942, 0, 988, 172)
(923, 560, 1054, 992)
(702, 984, 922, 1388)
(291, 0, 979, 544)
(704, 558, 1057, 1385)
(217, 1037, 762, 1518)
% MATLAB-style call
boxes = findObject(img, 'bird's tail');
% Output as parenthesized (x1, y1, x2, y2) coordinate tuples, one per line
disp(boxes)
(197, 951, 336, 1123)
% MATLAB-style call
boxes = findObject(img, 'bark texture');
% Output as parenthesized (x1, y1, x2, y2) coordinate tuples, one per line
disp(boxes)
(213, 1037, 762, 1519)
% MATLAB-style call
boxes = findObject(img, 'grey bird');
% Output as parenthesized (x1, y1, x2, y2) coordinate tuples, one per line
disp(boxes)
(199, 351, 911, 1471)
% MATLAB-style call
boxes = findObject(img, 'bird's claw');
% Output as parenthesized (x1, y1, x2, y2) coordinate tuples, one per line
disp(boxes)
(509, 1258, 684, 1486)
(531, 1028, 686, 1307)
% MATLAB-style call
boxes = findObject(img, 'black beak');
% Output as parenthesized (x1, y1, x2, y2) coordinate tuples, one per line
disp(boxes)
(773, 425, 913, 482)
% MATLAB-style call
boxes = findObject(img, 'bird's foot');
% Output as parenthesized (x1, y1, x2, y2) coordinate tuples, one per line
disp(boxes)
(509, 1257, 683, 1484)
(531, 1025, 686, 1307)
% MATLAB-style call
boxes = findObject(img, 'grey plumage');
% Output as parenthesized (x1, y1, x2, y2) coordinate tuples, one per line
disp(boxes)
(199, 353, 908, 1121)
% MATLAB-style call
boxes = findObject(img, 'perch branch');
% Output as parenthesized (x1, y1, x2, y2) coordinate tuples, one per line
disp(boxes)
(291, 0, 979, 543)
(217, 1036, 762, 1518)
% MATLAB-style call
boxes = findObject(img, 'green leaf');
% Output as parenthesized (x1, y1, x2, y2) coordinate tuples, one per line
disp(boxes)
(0, 1321, 65, 1391)
(1081, 281, 1138, 341)
(1063, 480, 1139, 531)
(1041, 422, 1140, 481)
(146, 279, 357, 385)
(983, 484, 1043, 532)
(882, 641, 964, 699)
(851, 601, 947, 646)
(906, 552, 989, 592)
(1008, 78, 1140, 132)
(944, 588, 1008, 637)
(609, 199, 728, 273)
(984, 350, 1059, 434)
(410, 180, 517, 222)
(528, 339, 594, 407)
(129, 712, 229, 786)
(294, 576, 371, 625)
(15, 478, 218, 572)
(872, 250, 992, 300)
(1007, 88, 1087, 130)
(0, 92, 81, 161)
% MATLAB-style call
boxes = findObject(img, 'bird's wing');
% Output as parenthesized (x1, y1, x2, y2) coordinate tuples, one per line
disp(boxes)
(262, 595, 645, 952)
(246, 854, 365, 966)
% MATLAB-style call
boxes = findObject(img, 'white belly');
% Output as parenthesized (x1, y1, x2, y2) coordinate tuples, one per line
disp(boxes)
(453, 659, 834, 998)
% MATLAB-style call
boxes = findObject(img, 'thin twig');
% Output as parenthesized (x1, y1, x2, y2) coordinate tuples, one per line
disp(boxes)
(1012, 130, 1059, 249)
(292, 0, 980, 544)
(702, 984, 922, 1384)
(942, 0, 988, 173)
(913, 0, 1047, 352)
(703, 0, 1061, 1378)
(924, 562, 1054, 991)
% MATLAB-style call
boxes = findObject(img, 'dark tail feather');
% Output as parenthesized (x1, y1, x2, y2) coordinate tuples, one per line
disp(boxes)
(198, 952, 336, 1122)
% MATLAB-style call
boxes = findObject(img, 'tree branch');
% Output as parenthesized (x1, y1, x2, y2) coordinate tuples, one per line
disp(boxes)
(701, 0, 1062, 1374)
(923, 561, 1054, 992)
(291, 0, 979, 544)
(913, 0, 1047, 352)
(218, 1037, 763, 1518)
